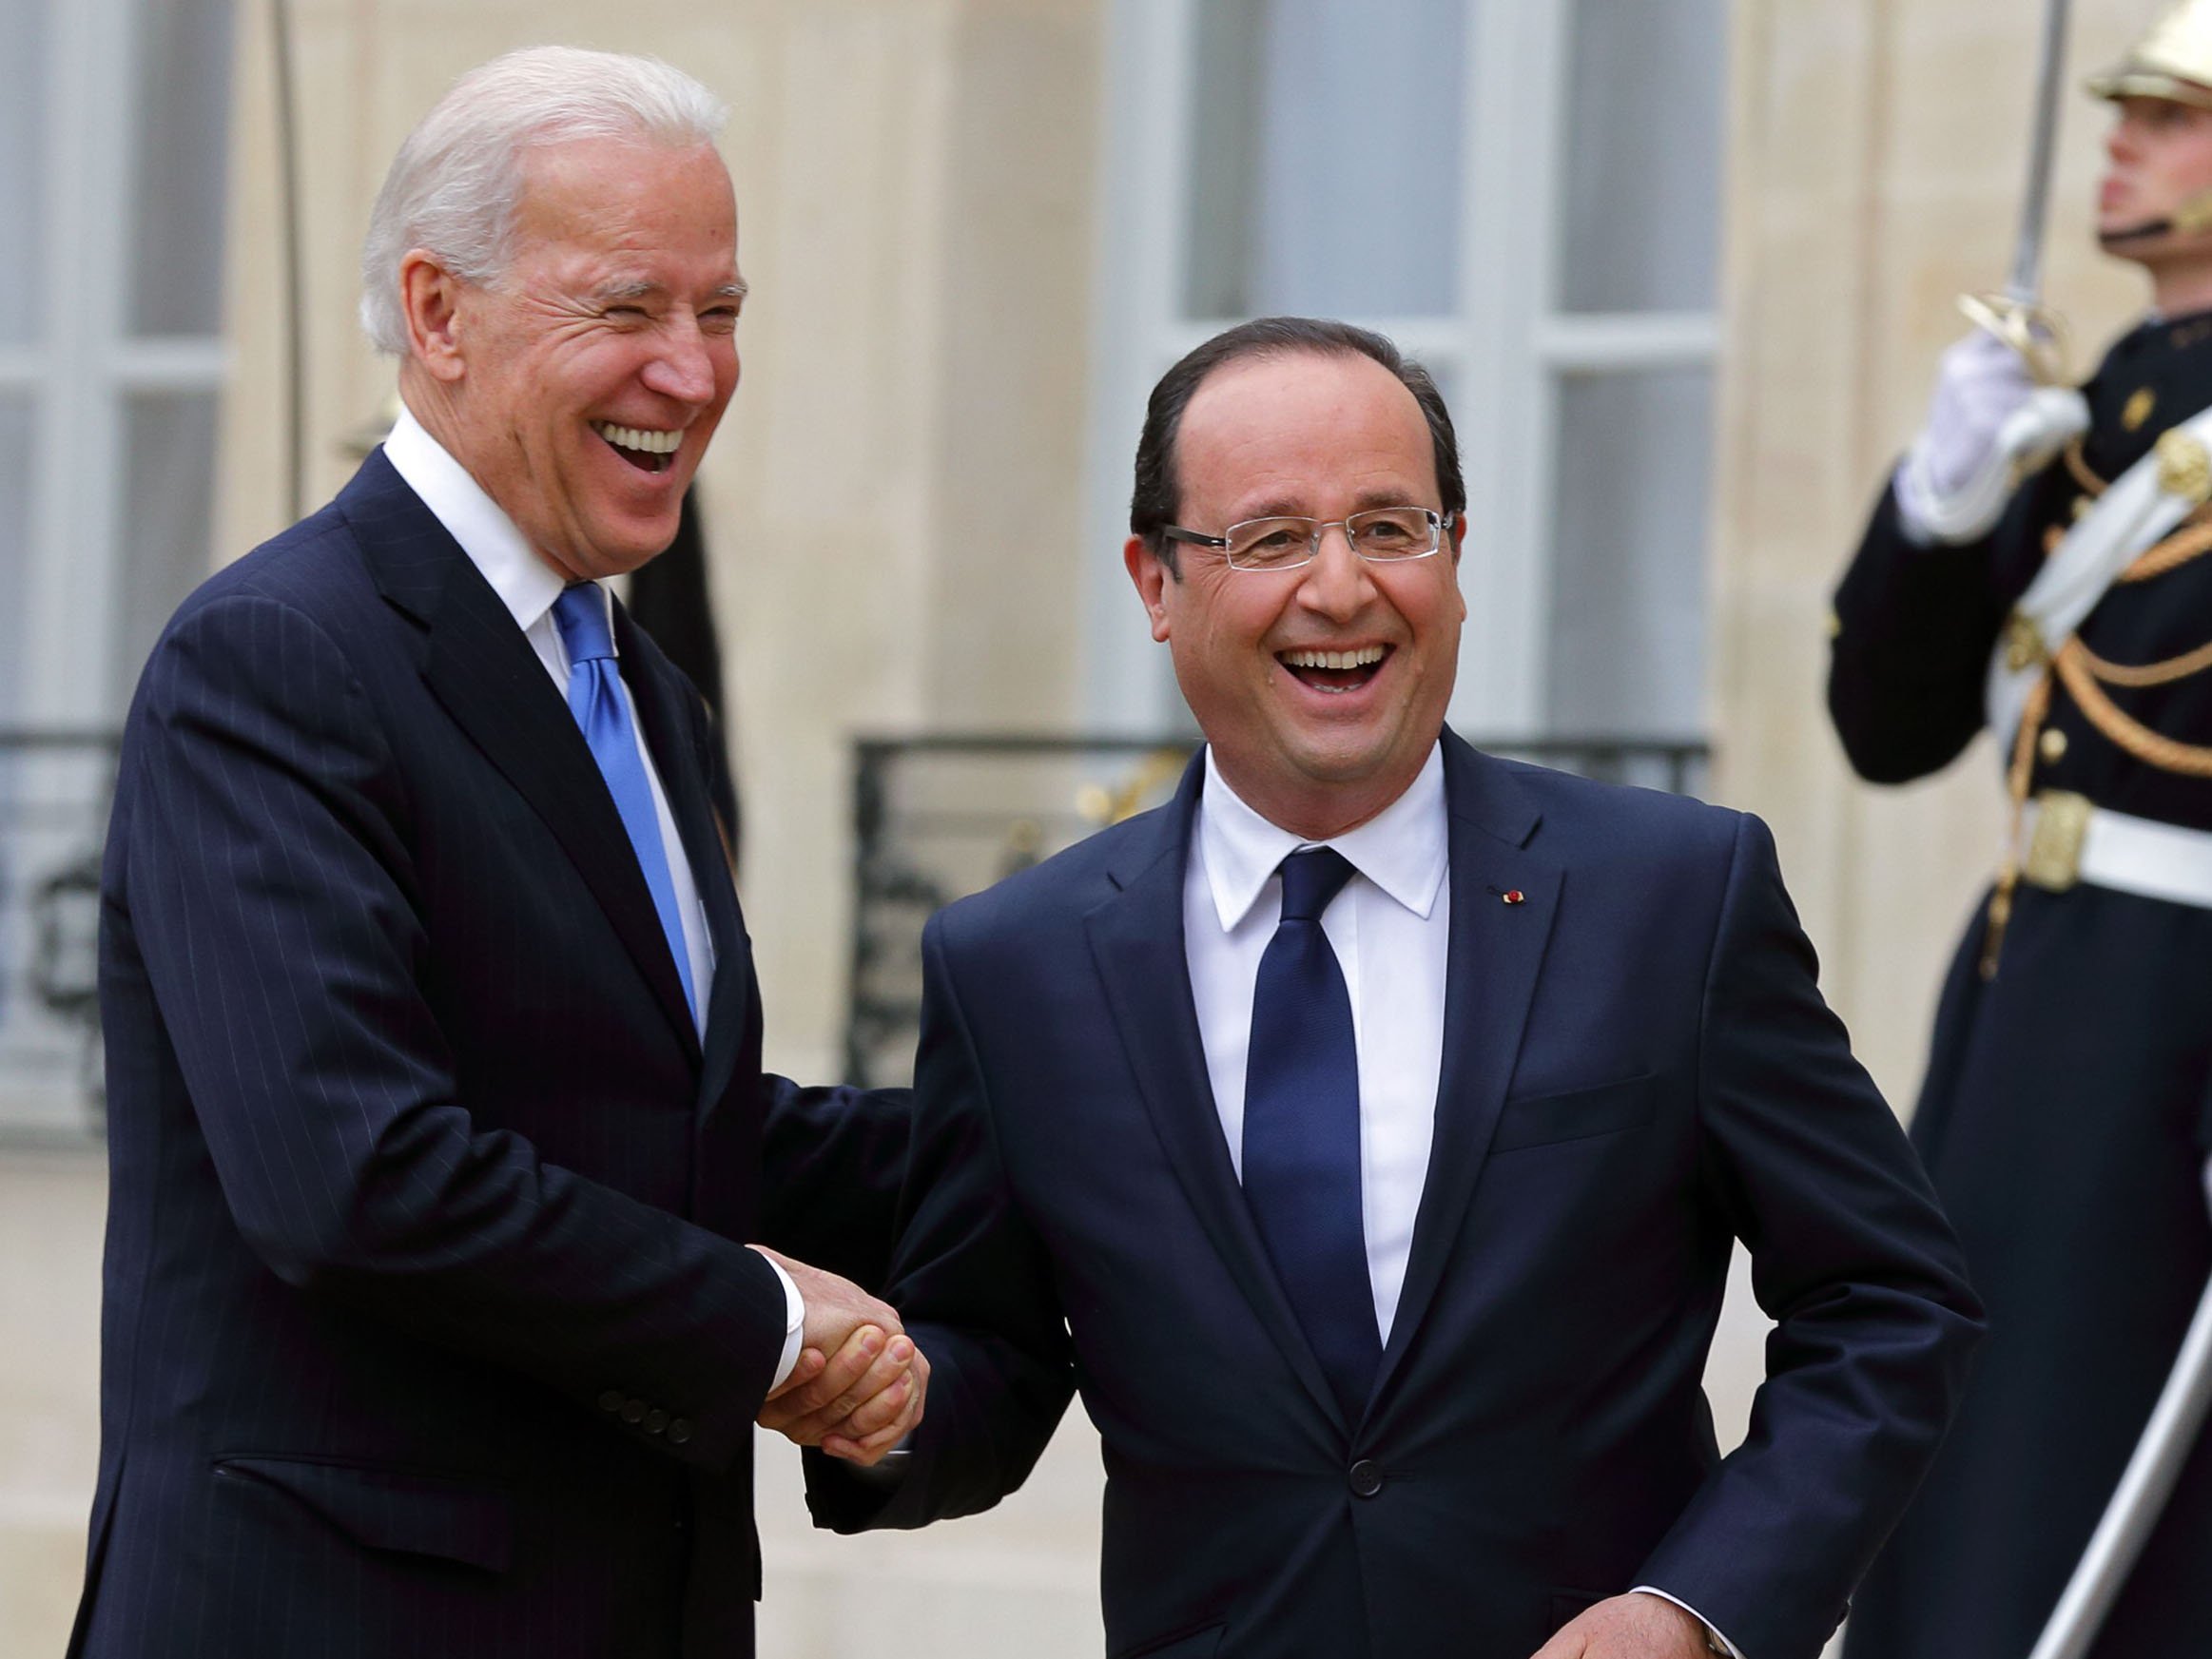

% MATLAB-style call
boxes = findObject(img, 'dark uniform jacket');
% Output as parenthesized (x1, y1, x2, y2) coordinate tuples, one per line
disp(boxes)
(1833, 313, 2212, 1659)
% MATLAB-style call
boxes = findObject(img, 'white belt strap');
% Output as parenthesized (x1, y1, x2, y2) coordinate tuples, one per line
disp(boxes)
(1987, 405, 2212, 753)
(2016, 793, 2212, 910)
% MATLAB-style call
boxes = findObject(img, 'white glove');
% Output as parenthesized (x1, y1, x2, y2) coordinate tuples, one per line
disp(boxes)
(1894, 331, 2088, 546)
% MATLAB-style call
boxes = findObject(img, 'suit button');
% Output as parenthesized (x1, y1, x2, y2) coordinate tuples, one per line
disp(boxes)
(1349, 1460, 1383, 1498)
(622, 1399, 647, 1424)
(645, 1409, 670, 1436)
(599, 1390, 625, 1414)
(668, 1418, 694, 1445)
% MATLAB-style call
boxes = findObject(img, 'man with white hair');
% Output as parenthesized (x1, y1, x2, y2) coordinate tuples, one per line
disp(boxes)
(68, 47, 921, 1659)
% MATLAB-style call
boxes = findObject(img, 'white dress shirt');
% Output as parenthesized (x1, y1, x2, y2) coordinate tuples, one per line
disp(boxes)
(1183, 744, 1448, 1343)
(1181, 743, 1738, 1657)
(383, 409, 715, 1017)
(382, 408, 805, 1388)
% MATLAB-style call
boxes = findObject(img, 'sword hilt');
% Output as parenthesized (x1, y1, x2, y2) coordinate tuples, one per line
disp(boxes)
(1958, 290, 2072, 386)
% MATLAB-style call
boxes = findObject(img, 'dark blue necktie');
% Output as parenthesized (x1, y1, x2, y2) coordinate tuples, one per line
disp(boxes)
(552, 584, 699, 1026)
(1243, 846, 1378, 1418)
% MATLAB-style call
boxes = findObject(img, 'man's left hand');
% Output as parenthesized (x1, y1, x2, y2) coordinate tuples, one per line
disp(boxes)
(758, 1323, 929, 1466)
(1528, 1593, 1712, 1659)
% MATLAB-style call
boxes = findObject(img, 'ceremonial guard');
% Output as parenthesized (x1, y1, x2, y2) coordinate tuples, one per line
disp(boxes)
(1833, 6, 2212, 1656)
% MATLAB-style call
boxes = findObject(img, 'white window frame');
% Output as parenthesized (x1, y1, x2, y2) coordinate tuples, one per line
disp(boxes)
(0, 0, 229, 1136)
(1081, 0, 1718, 737)
(5, 0, 230, 730)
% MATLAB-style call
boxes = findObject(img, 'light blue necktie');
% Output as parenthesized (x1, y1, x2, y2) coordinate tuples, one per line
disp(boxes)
(552, 583, 699, 1025)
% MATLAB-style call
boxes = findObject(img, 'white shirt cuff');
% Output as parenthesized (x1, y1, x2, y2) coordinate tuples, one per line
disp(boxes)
(759, 1253, 806, 1391)
(1630, 1587, 1742, 1658)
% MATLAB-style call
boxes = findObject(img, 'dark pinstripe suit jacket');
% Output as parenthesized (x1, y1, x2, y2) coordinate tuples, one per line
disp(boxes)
(69, 452, 904, 1658)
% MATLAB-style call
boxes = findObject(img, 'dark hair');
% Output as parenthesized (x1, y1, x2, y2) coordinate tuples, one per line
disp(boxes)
(1128, 316, 1465, 574)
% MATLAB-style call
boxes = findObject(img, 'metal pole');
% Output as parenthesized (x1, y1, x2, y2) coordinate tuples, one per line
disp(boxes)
(270, 0, 307, 521)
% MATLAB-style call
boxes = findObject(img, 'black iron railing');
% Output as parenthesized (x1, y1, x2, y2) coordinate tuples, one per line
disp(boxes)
(3, 727, 1711, 1121)
(844, 732, 1708, 1088)
(0, 730, 122, 1145)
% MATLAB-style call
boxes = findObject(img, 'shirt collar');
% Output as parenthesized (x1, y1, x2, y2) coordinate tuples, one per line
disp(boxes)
(382, 402, 572, 638)
(1196, 743, 1448, 933)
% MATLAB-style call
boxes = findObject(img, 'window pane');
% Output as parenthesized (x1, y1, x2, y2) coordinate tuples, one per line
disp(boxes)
(0, 396, 97, 1137)
(1559, 0, 1723, 314)
(1545, 369, 1712, 736)
(0, 0, 47, 344)
(126, 0, 236, 337)
(1184, 0, 1466, 320)
(0, 396, 29, 717)
(112, 392, 219, 710)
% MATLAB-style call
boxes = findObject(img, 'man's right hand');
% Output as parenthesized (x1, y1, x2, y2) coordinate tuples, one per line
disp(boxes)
(749, 1246, 927, 1465)
(1896, 329, 2086, 545)
(1914, 330, 2040, 499)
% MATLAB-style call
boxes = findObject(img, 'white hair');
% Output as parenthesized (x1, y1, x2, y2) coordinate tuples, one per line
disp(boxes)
(359, 46, 728, 356)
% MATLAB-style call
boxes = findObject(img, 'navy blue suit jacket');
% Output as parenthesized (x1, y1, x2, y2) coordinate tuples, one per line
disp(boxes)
(810, 737, 1983, 1659)
(72, 452, 905, 1659)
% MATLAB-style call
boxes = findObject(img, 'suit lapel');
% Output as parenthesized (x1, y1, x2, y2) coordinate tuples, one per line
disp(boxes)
(1373, 735, 1561, 1400)
(1085, 757, 1346, 1430)
(345, 453, 701, 1059)
(617, 602, 751, 1109)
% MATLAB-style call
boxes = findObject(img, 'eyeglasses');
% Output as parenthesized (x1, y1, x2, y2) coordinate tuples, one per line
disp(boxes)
(1160, 507, 1454, 572)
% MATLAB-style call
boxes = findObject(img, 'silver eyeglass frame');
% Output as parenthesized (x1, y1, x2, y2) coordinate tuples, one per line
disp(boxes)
(1158, 508, 1456, 572)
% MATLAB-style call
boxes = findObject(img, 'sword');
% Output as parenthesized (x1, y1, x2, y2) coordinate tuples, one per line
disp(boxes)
(2026, 1266, 2212, 1659)
(1960, 0, 2075, 383)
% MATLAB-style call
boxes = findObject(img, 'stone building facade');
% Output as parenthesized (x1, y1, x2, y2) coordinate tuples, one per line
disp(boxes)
(0, 0, 2168, 1649)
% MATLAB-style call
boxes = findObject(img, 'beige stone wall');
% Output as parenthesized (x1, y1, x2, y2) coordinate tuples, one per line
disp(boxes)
(1712, 0, 2148, 1106)
(9, 1, 2179, 1653)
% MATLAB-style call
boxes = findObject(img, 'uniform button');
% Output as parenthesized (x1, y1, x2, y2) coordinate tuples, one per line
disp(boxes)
(599, 1390, 625, 1414)
(622, 1399, 647, 1424)
(668, 1418, 694, 1446)
(1348, 1459, 1383, 1498)
(645, 1409, 670, 1436)
(2040, 726, 2069, 764)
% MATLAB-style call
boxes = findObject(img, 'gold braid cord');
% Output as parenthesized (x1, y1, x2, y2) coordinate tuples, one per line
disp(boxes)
(2046, 440, 2212, 571)
(2053, 641, 2212, 777)
(1982, 673, 2052, 979)
(2064, 435, 2107, 499)
(2121, 514, 2212, 583)
(2072, 632, 2212, 687)
(1984, 435, 2212, 973)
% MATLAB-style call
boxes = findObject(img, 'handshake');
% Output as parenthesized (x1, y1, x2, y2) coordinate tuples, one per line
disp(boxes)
(747, 1246, 930, 1467)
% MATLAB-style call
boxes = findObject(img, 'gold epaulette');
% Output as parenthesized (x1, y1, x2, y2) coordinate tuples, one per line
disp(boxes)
(2052, 433, 2212, 576)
